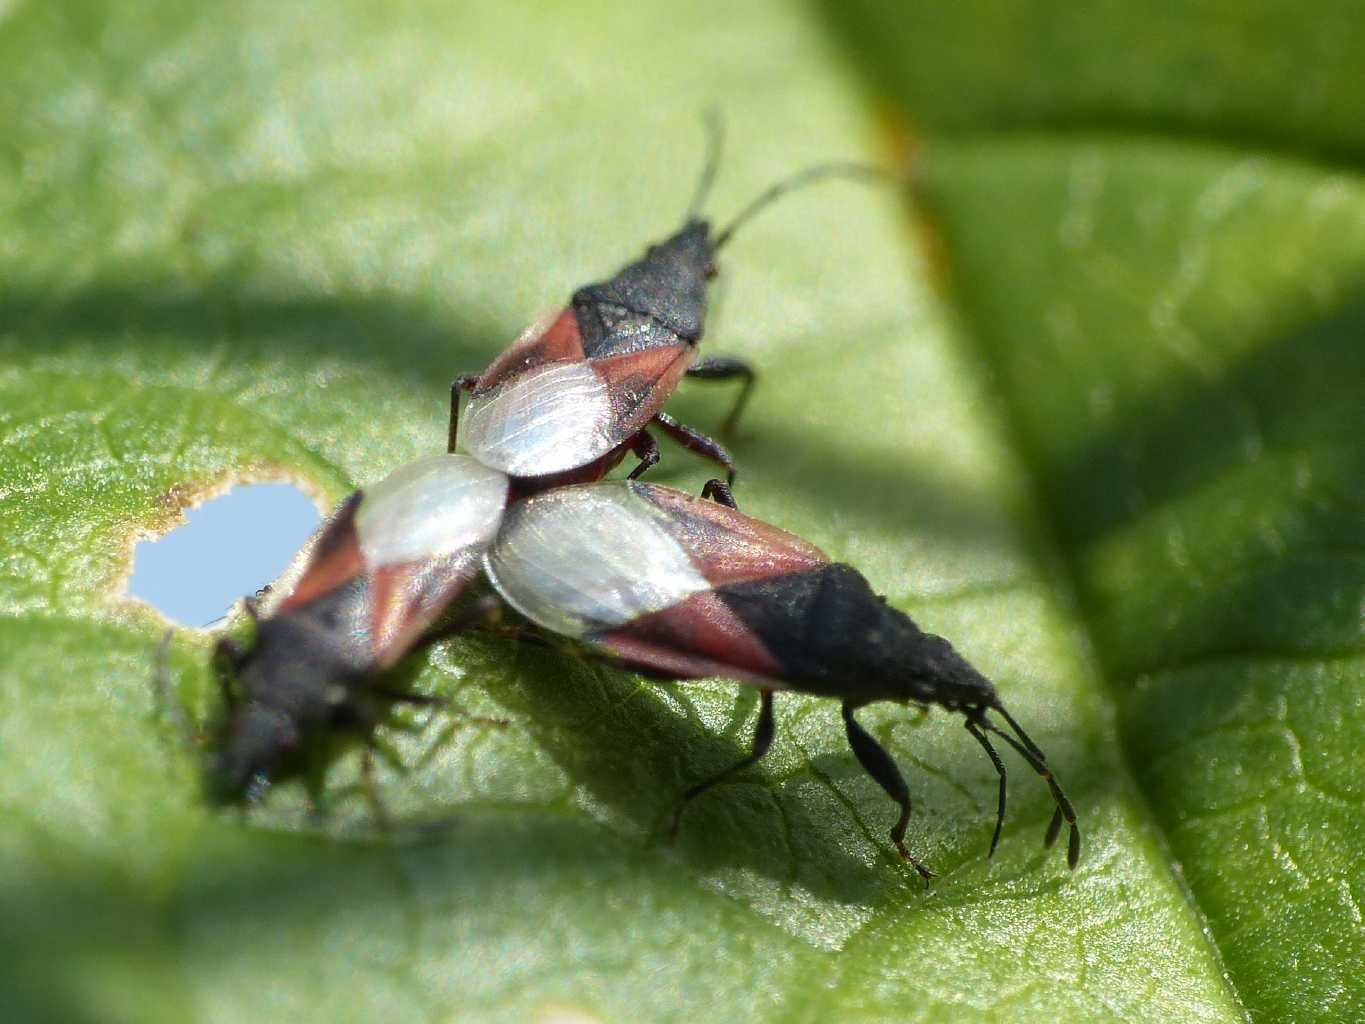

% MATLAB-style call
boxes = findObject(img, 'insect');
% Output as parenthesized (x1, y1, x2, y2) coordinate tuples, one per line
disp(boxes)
(483, 478, 1080, 875)
(157, 132, 900, 817)
(449, 119, 887, 485)
(157, 454, 511, 805)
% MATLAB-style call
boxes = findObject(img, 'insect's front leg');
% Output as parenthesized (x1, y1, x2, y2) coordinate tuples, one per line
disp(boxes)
(842, 701, 934, 881)
(685, 355, 755, 436)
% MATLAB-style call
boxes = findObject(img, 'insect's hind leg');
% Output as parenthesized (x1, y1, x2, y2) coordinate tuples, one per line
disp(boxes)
(669, 689, 775, 838)
(842, 701, 934, 881)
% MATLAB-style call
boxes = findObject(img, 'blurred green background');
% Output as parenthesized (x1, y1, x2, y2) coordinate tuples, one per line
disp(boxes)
(1, 2, 1362, 1022)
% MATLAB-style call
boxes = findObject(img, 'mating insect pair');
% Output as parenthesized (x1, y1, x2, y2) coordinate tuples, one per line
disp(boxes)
(159, 130, 1080, 875)
(169, 454, 1078, 875)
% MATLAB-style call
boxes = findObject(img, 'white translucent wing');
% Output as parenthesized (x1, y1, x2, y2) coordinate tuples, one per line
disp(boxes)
(354, 453, 509, 567)
(458, 361, 617, 476)
(485, 485, 710, 639)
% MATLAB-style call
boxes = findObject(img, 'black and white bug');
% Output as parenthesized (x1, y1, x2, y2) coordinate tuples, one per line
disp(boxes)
(162, 127, 890, 806)
(449, 120, 887, 485)
(158, 454, 511, 804)
(483, 478, 1080, 875)
(160, 458, 1080, 877)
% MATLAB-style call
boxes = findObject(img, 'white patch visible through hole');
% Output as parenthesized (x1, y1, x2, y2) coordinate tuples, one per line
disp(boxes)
(128, 481, 320, 627)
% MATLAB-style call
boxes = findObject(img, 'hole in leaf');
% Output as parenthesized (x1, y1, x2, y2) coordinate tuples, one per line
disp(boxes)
(129, 481, 320, 627)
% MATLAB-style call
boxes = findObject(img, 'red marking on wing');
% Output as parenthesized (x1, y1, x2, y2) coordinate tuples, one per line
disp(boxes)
(635, 485, 829, 587)
(279, 493, 365, 610)
(367, 550, 484, 667)
(476, 308, 585, 391)
(596, 590, 785, 684)
(592, 343, 696, 437)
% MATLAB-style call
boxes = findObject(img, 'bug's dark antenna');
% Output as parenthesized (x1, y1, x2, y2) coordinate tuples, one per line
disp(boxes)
(964, 714, 1008, 858)
(154, 628, 198, 746)
(685, 109, 725, 222)
(981, 703, 1081, 869)
(714, 161, 897, 251)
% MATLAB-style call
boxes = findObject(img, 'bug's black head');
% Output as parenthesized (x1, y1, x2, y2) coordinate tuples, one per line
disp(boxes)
(571, 219, 714, 354)
(900, 632, 999, 711)
(709, 564, 999, 710)
(897, 633, 1083, 869)
(206, 702, 301, 805)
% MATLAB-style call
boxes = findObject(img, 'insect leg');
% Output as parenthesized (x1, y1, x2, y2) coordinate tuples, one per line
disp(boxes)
(842, 701, 934, 880)
(481, 622, 560, 650)
(427, 594, 564, 662)
(446, 373, 482, 454)
(652, 411, 738, 484)
(669, 689, 775, 837)
(303, 778, 327, 822)
(700, 478, 737, 508)
(371, 686, 447, 707)
(964, 716, 1007, 858)
(684, 356, 756, 436)
(627, 429, 660, 480)
(422, 593, 504, 646)
(370, 677, 511, 730)
(360, 743, 393, 832)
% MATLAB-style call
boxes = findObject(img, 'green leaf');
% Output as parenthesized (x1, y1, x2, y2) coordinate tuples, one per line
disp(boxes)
(0, 2, 1357, 1022)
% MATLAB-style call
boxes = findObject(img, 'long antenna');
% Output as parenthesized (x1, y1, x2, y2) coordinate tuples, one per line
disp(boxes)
(964, 716, 1008, 858)
(154, 628, 197, 745)
(685, 109, 725, 221)
(714, 161, 898, 250)
(984, 703, 1081, 869)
